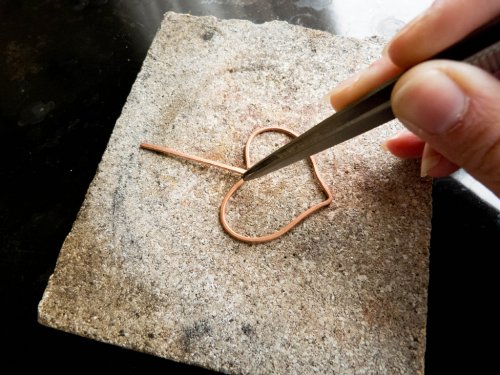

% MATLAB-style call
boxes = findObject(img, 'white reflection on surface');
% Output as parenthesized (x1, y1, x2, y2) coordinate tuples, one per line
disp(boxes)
(452, 170, 500, 211)
(330, 0, 433, 38)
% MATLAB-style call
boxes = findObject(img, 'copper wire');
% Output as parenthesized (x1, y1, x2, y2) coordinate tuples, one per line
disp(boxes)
(140, 127, 333, 244)
(140, 143, 246, 175)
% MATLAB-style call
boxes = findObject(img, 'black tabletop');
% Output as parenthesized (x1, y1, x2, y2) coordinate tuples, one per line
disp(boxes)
(1, 1, 498, 373)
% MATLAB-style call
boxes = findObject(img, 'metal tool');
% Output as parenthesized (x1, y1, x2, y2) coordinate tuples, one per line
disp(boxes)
(242, 17, 500, 181)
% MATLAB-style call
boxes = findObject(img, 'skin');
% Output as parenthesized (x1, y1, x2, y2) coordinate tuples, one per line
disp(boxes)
(329, 0, 500, 196)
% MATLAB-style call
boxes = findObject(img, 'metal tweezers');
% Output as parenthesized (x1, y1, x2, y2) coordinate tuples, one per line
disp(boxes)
(243, 17, 500, 181)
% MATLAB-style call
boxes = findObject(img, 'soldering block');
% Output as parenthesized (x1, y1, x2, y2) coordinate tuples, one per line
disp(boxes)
(38, 12, 431, 375)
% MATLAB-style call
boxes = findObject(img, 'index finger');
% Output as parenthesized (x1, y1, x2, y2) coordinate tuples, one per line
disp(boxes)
(388, 0, 500, 68)
(329, 0, 500, 111)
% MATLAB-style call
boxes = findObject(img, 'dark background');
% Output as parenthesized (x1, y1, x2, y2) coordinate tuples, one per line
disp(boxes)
(1, 1, 498, 373)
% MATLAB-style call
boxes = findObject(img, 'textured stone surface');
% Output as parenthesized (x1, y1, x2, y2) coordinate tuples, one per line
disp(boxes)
(38, 12, 431, 374)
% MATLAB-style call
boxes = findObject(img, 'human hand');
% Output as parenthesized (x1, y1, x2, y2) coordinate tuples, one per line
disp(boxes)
(329, 0, 500, 196)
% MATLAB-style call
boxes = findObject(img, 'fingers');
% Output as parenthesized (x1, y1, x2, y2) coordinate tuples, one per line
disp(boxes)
(392, 60, 500, 195)
(388, 0, 500, 68)
(328, 0, 500, 192)
(382, 131, 460, 177)
(329, 0, 500, 110)
(329, 56, 402, 111)
(382, 130, 425, 159)
(420, 143, 459, 178)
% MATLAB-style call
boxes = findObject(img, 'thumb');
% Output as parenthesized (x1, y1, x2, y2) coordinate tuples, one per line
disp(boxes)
(391, 60, 500, 196)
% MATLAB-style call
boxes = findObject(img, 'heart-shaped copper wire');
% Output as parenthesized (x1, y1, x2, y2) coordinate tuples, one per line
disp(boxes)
(219, 127, 332, 244)
(141, 126, 332, 244)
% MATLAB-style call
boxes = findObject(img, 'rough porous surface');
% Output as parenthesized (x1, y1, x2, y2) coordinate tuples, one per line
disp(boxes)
(38, 12, 431, 375)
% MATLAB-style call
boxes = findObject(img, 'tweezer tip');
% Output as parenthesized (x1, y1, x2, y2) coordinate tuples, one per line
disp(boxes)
(241, 171, 251, 181)
(241, 168, 257, 181)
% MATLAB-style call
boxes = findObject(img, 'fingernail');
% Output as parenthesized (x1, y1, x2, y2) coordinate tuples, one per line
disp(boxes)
(420, 143, 442, 177)
(381, 43, 390, 57)
(381, 140, 389, 152)
(327, 71, 362, 98)
(392, 69, 468, 135)
(381, 130, 406, 152)
(420, 153, 441, 177)
(321, 90, 336, 106)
